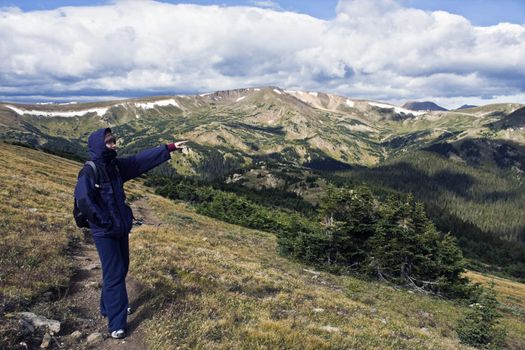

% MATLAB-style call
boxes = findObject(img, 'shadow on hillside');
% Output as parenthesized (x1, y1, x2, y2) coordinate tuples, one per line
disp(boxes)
(126, 284, 156, 334)
(488, 106, 525, 130)
(126, 278, 202, 335)
(349, 161, 519, 204)
(226, 122, 286, 135)
(424, 138, 525, 171)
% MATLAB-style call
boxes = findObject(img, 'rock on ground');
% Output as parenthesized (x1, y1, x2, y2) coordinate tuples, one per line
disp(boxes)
(69, 330, 83, 340)
(17, 312, 61, 334)
(40, 333, 51, 348)
(320, 325, 340, 333)
(86, 332, 104, 345)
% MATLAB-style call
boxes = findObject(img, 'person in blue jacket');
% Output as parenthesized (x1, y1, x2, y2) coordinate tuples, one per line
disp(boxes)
(74, 127, 187, 339)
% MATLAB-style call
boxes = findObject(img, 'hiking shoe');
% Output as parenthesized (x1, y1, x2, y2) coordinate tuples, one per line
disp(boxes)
(111, 329, 126, 339)
(127, 307, 133, 315)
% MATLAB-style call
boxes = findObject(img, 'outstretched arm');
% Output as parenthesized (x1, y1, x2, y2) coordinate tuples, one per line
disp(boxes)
(116, 141, 187, 182)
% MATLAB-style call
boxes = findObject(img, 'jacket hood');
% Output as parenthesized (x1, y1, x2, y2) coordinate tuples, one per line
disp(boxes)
(88, 127, 116, 162)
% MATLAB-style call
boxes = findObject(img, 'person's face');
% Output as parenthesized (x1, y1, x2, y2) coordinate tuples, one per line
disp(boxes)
(105, 133, 117, 150)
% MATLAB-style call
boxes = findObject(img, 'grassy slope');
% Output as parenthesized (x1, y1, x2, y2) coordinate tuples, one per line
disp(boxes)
(132, 195, 525, 350)
(1, 142, 524, 349)
(0, 142, 81, 306)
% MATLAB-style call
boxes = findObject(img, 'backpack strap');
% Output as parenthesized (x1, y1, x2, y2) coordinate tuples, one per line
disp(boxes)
(85, 161, 101, 189)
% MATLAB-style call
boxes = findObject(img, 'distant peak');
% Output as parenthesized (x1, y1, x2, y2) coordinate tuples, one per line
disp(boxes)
(456, 104, 478, 110)
(402, 101, 447, 111)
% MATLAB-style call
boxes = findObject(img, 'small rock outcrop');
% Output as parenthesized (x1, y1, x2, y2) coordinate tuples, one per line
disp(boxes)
(17, 312, 61, 334)
(86, 332, 104, 345)
(69, 330, 83, 340)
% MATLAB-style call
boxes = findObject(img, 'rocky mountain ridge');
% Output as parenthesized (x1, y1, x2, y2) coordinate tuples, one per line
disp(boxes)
(1, 87, 524, 180)
(402, 101, 447, 111)
(0, 87, 423, 171)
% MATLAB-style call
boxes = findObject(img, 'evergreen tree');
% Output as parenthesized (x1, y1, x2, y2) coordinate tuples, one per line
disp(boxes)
(318, 185, 378, 267)
(458, 282, 507, 349)
(147, 175, 471, 298)
(366, 194, 468, 295)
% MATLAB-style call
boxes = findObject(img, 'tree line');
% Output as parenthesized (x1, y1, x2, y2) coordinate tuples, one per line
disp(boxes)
(145, 176, 472, 298)
(333, 150, 525, 280)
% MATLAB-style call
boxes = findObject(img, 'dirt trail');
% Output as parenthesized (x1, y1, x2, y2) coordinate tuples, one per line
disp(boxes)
(57, 197, 160, 349)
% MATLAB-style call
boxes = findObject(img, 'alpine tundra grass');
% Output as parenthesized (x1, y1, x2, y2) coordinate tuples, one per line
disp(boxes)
(1, 141, 525, 349)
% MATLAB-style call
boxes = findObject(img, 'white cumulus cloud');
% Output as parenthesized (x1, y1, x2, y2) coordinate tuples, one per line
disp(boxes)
(0, 0, 524, 108)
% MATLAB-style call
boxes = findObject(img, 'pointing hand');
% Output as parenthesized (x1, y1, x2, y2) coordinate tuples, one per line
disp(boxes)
(167, 140, 189, 152)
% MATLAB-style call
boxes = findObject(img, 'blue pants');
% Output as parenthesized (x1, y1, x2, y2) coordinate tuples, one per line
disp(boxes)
(93, 235, 129, 332)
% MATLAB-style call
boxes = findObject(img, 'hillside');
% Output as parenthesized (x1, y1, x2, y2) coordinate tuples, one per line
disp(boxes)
(1, 87, 525, 276)
(2, 88, 522, 174)
(402, 101, 447, 111)
(2, 142, 525, 349)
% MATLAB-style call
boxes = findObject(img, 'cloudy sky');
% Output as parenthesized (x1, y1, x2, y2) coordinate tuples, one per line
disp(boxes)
(1, 0, 524, 108)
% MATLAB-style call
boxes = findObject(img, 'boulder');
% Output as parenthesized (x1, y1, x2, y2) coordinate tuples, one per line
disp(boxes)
(19, 319, 35, 333)
(86, 332, 104, 346)
(69, 330, 83, 340)
(17, 312, 60, 334)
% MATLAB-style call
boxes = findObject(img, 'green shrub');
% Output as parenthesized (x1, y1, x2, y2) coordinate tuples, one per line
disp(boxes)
(146, 176, 472, 298)
(458, 282, 507, 349)
(279, 186, 470, 297)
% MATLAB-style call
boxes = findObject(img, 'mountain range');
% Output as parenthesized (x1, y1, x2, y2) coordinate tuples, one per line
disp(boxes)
(1, 87, 525, 273)
(1, 87, 523, 172)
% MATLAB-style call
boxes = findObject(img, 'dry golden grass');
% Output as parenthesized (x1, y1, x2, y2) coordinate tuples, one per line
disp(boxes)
(0, 142, 82, 306)
(0, 142, 88, 346)
(1, 141, 525, 349)
(130, 195, 483, 349)
(465, 271, 525, 310)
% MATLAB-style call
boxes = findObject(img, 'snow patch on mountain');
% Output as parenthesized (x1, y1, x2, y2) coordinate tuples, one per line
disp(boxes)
(4, 98, 180, 117)
(346, 99, 355, 108)
(5, 105, 110, 117)
(368, 102, 425, 116)
(235, 96, 246, 102)
(133, 99, 179, 109)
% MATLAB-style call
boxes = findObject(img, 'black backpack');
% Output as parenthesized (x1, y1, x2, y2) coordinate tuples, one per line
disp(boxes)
(73, 161, 101, 228)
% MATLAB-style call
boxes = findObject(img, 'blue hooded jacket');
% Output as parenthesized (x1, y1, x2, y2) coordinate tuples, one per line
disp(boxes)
(74, 128, 171, 238)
